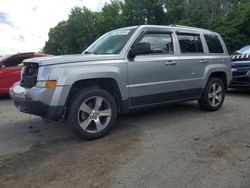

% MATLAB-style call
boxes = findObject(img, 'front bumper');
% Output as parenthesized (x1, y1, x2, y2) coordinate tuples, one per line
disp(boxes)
(230, 70, 250, 88)
(9, 82, 65, 120)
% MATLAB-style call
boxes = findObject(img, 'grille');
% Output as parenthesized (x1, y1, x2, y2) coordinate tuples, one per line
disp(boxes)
(20, 63, 39, 88)
(232, 71, 248, 77)
(231, 77, 249, 84)
(231, 54, 250, 62)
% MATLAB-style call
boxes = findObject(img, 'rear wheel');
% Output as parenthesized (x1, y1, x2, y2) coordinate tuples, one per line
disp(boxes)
(67, 87, 117, 140)
(198, 78, 225, 111)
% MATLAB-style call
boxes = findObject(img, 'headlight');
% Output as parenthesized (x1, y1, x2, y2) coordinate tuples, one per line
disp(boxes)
(36, 80, 57, 88)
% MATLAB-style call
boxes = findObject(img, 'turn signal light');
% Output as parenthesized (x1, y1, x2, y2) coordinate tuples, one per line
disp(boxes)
(45, 80, 57, 88)
(36, 80, 57, 88)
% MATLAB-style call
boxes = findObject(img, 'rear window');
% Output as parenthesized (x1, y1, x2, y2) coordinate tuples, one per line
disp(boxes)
(204, 35, 224, 53)
(177, 34, 204, 53)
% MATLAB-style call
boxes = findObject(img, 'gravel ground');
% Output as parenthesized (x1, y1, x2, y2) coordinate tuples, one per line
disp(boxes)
(0, 89, 250, 188)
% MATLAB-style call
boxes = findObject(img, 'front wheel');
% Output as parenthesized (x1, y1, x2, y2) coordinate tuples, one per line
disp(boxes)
(67, 87, 117, 140)
(198, 78, 225, 111)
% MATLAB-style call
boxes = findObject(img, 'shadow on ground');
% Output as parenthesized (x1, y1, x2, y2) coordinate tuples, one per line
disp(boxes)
(0, 95, 10, 100)
(227, 88, 250, 96)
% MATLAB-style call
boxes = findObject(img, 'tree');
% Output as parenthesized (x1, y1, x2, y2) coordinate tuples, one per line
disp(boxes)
(212, 1, 250, 53)
(96, 0, 124, 35)
(43, 0, 250, 55)
(122, 0, 166, 26)
(44, 7, 97, 55)
(158, 0, 187, 25)
(43, 21, 68, 55)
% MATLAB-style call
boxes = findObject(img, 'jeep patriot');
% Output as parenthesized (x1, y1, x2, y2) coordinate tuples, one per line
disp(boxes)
(10, 25, 232, 140)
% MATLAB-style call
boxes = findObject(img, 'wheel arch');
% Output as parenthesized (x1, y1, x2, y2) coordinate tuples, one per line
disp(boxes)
(65, 78, 127, 114)
(203, 64, 231, 90)
(208, 72, 228, 89)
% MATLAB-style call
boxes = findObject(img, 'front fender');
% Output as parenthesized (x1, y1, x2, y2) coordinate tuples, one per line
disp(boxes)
(48, 63, 128, 101)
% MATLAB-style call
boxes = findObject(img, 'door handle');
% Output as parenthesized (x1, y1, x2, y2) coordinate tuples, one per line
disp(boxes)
(200, 60, 208, 64)
(165, 61, 177, 66)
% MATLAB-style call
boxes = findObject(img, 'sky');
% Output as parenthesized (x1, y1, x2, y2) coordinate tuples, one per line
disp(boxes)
(0, 0, 110, 55)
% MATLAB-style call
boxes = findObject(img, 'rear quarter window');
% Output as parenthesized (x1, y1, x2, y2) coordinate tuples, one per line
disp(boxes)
(204, 34, 224, 53)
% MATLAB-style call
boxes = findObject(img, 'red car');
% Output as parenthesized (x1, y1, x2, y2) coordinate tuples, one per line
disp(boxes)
(0, 52, 49, 95)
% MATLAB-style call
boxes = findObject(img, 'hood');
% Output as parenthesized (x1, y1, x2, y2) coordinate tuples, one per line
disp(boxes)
(23, 54, 122, 66)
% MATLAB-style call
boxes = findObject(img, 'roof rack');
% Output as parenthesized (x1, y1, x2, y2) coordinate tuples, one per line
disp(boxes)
(169, 24, 211, 32)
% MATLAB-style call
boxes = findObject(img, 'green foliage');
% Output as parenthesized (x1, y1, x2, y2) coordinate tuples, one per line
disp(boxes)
(211, 1, 250, 53)
(44, 21, 68, 55)
(95, 0, 124, 35)
(43, 0, 250, 55)
(44, 7, 97, 55)
(121, 0, 166, 25)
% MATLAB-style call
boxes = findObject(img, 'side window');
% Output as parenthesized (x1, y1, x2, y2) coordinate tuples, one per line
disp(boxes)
(204, 35, 224, 53)
(3, 57, 27, 67)
(138, 33, 174, 54)
(177, 34, 204, 53)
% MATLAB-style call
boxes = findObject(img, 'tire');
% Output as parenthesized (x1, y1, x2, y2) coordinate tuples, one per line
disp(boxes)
(67, 87, 117, 140)
(198, 77, 225, 111)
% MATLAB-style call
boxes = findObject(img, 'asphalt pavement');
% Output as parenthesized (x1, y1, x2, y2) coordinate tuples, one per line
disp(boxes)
(0, 89, 250, 188)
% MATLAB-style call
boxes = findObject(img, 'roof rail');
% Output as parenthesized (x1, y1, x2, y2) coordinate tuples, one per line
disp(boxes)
(169, 24, 211, 31)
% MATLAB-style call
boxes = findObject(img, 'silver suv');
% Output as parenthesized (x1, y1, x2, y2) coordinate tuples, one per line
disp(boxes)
(10, 25, 232, 140)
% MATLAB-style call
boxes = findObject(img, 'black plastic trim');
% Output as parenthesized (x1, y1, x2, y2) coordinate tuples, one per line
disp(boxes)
(12, 97, 64, 120)
(130, 88, 202, 107)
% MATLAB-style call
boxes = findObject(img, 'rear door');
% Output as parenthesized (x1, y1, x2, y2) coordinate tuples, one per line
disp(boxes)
(173, 32, 209, 95)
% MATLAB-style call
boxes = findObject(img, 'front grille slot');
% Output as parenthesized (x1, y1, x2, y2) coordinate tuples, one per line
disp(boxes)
(232, 71, 248, 77)
(231, 77, 249, 84)
(21, 63, 39, 88)
(232, 55, 250, 62)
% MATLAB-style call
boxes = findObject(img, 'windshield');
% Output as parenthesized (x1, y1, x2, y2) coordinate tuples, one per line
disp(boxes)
(84, 28, 136, 55)
(236, 45, 250, 54)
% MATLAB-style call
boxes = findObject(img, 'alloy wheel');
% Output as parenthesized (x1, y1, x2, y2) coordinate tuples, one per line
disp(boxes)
(77, 96, 112, 133)
(208, 83, 223, 107)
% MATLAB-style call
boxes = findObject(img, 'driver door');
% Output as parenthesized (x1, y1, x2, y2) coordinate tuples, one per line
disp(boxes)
(127, 30, 179, 107)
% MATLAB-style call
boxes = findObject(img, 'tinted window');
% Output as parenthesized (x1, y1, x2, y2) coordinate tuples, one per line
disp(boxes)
(139, 33, 174, 54)
(177, 34, 204, 53)
(204, 35, 224, 53)
(3, 56, 27, 67)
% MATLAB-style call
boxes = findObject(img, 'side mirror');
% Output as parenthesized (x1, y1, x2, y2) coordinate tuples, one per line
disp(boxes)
(129, 42, 151, 58)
